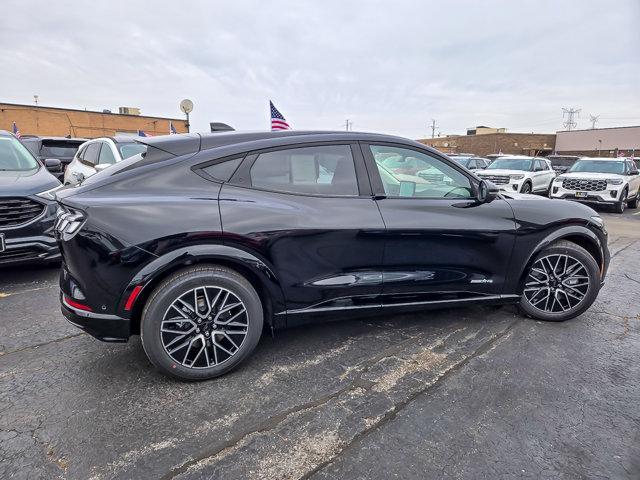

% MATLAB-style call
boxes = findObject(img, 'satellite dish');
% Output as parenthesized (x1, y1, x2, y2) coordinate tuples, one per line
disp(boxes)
(180, 99, 194, 114)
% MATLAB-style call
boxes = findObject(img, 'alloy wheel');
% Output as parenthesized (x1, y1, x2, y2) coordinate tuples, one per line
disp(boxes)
(160, 286, 248, 368)
(523, 254, 590, 313)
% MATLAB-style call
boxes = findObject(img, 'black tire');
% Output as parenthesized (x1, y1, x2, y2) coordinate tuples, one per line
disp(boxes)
(519, 240, 600, 322)
(520, 182, 532, 194)
(628, 192, 638, 209)
(141, 265, 263, 381)
(614, 189, 627, 214)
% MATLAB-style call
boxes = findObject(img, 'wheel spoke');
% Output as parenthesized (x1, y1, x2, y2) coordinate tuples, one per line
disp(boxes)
(161, 286, 249, 368)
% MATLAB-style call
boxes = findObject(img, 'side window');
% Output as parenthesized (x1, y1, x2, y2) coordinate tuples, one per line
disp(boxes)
(98, 143, 116, 165)
(474, 159, 484, 169)
(370, 145, 473, 199)
(249, 145, 359, 196)
(82, 143, 101, 166)
(201, 157, 242, 182)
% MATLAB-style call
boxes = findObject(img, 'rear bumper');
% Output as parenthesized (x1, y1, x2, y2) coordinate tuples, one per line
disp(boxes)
(61, 294, 130, 342)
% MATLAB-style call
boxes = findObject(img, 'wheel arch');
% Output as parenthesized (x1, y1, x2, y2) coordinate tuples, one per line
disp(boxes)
(516, 226, 605, 291)
(121, 244, 287, 335)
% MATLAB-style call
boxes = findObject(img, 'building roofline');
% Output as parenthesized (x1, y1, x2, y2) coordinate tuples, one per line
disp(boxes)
(0, 102, 186, 122)
(556, 125, 640, 133)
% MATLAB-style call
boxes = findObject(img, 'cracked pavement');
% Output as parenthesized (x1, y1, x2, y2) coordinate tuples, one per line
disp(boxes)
(1, 211, 639, 479)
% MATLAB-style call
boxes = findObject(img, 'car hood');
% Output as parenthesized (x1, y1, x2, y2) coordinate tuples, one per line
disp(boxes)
(478, 169, 525, 176)
(0, 167, 60, 196)
(558, 172, 619, 180)
(500, 192, 599, 225)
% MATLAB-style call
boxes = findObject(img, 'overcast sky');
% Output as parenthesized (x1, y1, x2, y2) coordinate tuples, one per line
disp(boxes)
(2, 0, 639, 138)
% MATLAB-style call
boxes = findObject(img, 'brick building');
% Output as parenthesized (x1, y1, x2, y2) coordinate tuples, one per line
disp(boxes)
(555, 126, 639, 157)
(418, 131, 556, 157)
(0, 102, 188, 138)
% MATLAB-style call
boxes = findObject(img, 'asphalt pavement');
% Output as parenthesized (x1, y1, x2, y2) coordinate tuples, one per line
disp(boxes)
(0, 206, 638, 479)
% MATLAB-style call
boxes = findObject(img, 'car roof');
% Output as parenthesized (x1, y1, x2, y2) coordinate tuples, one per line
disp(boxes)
(19, 135, 87, 142)
(578, 157, 626, 161)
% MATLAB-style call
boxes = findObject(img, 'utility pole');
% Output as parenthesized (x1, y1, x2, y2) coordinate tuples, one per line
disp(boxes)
(430, 119, 437, 138)
(589, 114, 599, 129)
(344, 119, 353, 131)
(562, 107, 581, 131)
(33, 95, 39, 106)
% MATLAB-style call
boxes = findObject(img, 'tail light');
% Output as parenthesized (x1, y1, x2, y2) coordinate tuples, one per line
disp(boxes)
(55, 205, 86, 241)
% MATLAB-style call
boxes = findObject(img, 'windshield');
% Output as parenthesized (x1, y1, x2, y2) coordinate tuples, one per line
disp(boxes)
(568, 160, 625, 175)
(0, 137, 40, 171)
(487, 158, 532, 171)
(118, 143, 147, 159)
(452, 157, 472, 167)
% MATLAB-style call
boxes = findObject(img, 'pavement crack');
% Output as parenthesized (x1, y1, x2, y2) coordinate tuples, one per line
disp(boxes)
(0, 332, 85, 358)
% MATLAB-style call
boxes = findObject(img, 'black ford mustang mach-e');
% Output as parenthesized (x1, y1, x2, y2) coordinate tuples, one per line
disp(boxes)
(56, 131, 609, 380)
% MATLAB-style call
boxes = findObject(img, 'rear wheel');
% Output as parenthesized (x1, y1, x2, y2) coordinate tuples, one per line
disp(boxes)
(519, 241, 600, 322)
(141, 266, 263, 380)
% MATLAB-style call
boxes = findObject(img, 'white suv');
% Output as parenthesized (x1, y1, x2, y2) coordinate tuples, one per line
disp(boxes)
(64, 137, 147, 186)
(476, 155, 556, 194)
(550, 157, 640, 213)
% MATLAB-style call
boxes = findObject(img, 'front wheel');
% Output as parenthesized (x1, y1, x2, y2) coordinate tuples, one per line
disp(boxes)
(614, 189, 627, 214)
(520, 182, 532, 194)
(141, 265, 263, 381)
(519, 240, 600, 322)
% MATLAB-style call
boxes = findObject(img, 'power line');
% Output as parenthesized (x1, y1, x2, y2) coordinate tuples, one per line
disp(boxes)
(589, 114, 599, 129)
(562, 107, 581, 131)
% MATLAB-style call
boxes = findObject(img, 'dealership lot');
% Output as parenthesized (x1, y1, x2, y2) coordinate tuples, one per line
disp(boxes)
(0, 209, 639, 479)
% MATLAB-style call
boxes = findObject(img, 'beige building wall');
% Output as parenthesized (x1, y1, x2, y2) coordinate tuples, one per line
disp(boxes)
(0, 103, 188, 138)
(556, 126, 640, 153)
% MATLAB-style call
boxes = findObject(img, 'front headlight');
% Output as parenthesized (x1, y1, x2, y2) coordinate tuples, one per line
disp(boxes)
(510, 174, 525, 180)
(36, 184, 64, 201)
(55, 205, 86, 241)
(607, 178, 623, 185)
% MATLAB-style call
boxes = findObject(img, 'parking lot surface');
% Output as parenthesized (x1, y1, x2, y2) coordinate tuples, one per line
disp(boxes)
(1, 208, 639, 479)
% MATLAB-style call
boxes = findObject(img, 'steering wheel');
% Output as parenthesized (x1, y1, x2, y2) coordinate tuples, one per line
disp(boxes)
(443, 186, 470, 198)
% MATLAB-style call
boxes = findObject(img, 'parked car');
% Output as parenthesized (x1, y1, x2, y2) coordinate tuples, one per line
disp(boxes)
(0, 130, 62, 266)
(449, 155, 491, 171)
(549, 157, 640, 213)
(547, 155, 580, 174)
(56, 131, 609, 380)
(476, 155, 556, 194)
(21, 136, 86, 181)
(63, 137, 147, 185)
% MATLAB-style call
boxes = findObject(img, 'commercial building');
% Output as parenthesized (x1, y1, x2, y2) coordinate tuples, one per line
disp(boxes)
(419, 126, 555, 157)
(555, 126, 639, 157)
(0, 102, 188, 138)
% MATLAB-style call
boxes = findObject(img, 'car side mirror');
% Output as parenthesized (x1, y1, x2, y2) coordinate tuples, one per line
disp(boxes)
(44, 158, 62, 172)
(94, 163, 110, 172)
(477, 179, 499, 203)
(630, 169, 639, 176)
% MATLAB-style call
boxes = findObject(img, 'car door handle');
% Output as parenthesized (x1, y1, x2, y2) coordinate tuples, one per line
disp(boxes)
(372, 195, 387, 200)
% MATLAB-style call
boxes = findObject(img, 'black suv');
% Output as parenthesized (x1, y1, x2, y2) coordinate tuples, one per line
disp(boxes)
(56, 131, 609, 380)
(21, 136, 87, 180)
(0, 131, 61, 266)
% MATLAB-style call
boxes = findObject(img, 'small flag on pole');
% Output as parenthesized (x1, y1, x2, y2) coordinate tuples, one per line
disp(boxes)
(270, 101, 291, 131)
(169, 121, 177, 135)
(12, 122, 21, 138)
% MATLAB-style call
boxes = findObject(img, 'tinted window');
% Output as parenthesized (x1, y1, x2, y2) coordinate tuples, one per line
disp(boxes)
(83, 143, 101, 165)
(475, 159, 486, 169)
(370, 145, 473, 199)
(98, 143, 116, 164)
(40, 141, 81, 158)
(250, 145, 358, 196)
(202, 157, 242, 182)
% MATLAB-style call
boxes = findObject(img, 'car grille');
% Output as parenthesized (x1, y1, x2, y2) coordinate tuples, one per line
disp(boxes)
(0, 247, 41, 264)
(479, 174, 510, 185)
(562, 178, 607, 192)
(0, 197, 46, 228)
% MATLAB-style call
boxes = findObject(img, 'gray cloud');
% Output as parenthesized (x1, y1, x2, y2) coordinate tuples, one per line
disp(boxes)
(1, 0, 638, 138)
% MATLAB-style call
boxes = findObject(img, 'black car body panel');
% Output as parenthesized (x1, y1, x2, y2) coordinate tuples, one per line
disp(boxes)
(55, 131, 609, 342)
(0, 132, 61, 266)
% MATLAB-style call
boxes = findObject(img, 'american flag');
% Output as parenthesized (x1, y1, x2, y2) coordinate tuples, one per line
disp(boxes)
(12, 122, 21, 138)
(169, 121, 177, 135)
(270, 101, 291, 131)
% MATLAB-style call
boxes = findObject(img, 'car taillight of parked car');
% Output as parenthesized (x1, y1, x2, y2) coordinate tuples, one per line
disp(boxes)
(55, 205, 86, 241)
